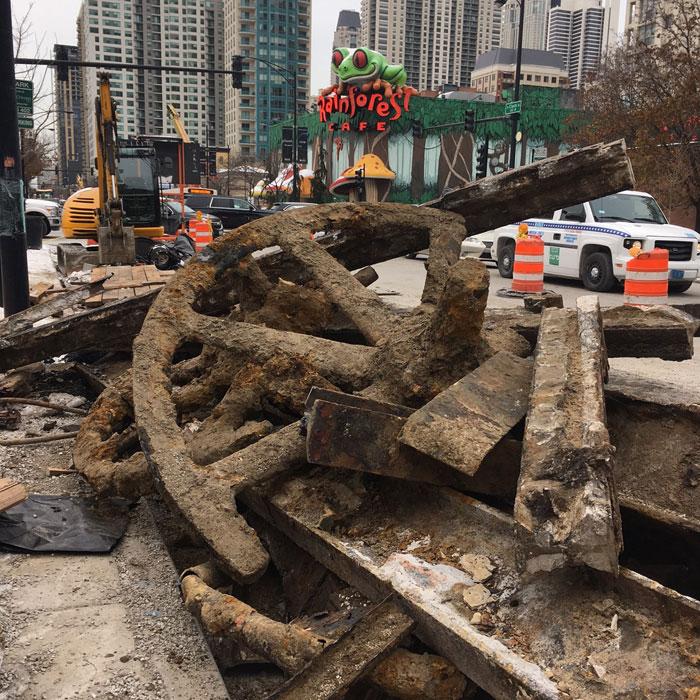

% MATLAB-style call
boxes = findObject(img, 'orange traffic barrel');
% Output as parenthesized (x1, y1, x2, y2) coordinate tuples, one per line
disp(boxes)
(189, 218, 213, 251)
(512, 236, 544, 294)
(624, 248, 668, 305)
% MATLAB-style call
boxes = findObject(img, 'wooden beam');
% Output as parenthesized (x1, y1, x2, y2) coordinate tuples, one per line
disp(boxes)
(270, 600, 414, 700)
(427, 140, 635, 236)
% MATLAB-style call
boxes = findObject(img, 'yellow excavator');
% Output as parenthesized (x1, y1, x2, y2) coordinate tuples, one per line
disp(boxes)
(94, 72, 135, 264)
(61, 74, 164, 249)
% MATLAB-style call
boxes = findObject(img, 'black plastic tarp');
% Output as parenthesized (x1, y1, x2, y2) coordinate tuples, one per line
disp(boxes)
(0, 494, 130, 553)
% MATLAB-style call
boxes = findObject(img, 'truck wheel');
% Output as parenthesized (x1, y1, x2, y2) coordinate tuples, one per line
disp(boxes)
(497, 242, 515, 278)
(668, 281, 694, 294)
(582, 251, 615, 292)
(27, 214, 50, 238)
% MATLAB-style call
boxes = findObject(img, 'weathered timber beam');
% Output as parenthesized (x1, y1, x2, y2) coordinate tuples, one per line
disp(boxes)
(515, 296, 622, 575)
(0, 275, 111, 335)
(0, 290, 159, 372)
(399, 352, 532, 476)
(484, 303, 696, 361)
(606, 370, 700, 533)
(427, 140, 635, 235)
(305, 389, 521, 498)
(240, 471, 700, 700)
(270, 599, 414, 700)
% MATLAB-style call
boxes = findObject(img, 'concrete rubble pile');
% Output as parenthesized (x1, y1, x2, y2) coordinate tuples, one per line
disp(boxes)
(1, 140, 699, 699)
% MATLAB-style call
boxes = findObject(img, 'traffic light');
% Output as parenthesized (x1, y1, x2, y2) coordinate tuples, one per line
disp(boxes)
(475, 141, 489, 179)
(411, 121, 423, 139)
(231, 55, 243, 89)
(464, 109, 476, 133)
(56, 45, 69, 82)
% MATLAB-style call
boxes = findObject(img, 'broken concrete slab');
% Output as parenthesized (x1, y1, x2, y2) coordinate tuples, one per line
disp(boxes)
(515, 296, 623, 575)
(270, 599, 414, 699)
(399, 351, 532, 477)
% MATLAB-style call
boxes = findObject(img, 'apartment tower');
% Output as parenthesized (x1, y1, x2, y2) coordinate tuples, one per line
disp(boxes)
(547, 0, 604, 89)
(223, 0, 311, 159)
(77, 0, 224, 178)
(331, 11, 361, 83)
(52, 44, 85, 188)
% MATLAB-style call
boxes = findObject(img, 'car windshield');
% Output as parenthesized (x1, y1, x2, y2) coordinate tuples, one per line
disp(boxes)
(589, 194, 667, 224)
(166, 201, 196, 215)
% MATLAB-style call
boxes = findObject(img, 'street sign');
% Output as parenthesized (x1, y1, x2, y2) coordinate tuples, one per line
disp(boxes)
(15, 80, 33, 130)
(505, 100, 521, 116)
(533, 146, 547, 160)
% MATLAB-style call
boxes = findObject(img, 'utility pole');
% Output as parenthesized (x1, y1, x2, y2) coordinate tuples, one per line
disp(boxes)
(0, 0, 30, 314)
(508, 0, 526, 169)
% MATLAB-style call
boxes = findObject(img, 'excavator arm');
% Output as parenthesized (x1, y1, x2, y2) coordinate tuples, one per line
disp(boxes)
(94, 72, 135, 264)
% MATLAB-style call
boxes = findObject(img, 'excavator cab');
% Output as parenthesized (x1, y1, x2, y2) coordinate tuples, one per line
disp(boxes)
(117, 139, 163, 237)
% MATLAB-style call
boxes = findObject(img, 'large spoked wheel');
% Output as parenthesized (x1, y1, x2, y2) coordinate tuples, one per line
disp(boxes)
(132, 202, 495, 583)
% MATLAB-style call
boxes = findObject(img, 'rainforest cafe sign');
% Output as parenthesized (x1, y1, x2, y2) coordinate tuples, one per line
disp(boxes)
(317, 86, 412, 132)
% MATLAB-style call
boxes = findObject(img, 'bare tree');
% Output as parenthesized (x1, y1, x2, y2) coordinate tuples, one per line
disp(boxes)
(571, 0, 700, 229)
(13, 2, 57, 191)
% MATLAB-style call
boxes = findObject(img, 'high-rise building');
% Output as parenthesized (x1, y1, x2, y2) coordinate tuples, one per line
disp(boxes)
(601, 0, 621, 52)
(476, 0, 502, 57)
(77, 0, 224, 178)
(331, 11, 362, 83)
(547, 0, 604, 89)
(361, 0, 481, 90)
(500, 0, 551, 50)
(223, 0, 310, 159)
(624, 0, 674, 46)
(52, 45, 85, 188)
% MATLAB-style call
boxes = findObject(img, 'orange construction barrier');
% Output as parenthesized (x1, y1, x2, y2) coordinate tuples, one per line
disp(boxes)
(624, 248, 668, 306)
(189, 218, 213, 251)
(512, 235, 544, 294)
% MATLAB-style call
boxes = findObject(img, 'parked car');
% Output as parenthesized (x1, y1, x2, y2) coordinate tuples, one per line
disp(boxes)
(184, 194, 268, 230)
(266, 201, 317, 213)
(490, 190, 700, 293)
(25, 197, 62, 237)
(161, 200, 223, 237)
(460, 232, 496, 264)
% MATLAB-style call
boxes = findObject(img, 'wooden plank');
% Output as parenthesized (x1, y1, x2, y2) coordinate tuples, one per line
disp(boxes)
(29, 282, 52, 305)
(131, 266, 148, 284)
(399, 352, 532, 477)
(0, 478, 27, 512)
(84, 293, 104, 307)
(144, 265, 163, 283)
(270, 599, 414, 699)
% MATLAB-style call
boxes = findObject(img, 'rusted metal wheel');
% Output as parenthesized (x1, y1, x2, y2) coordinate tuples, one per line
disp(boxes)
(132, 202, 523, 583)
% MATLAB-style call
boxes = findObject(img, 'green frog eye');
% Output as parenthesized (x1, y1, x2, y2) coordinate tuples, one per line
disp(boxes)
(353, 49, 368, 70)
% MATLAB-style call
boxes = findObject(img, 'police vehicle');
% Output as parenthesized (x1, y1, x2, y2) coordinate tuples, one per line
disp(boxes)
(491, 191, 700, 293)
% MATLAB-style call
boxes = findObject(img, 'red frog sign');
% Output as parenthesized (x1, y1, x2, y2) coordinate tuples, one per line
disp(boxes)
(318, 47, 417, 132)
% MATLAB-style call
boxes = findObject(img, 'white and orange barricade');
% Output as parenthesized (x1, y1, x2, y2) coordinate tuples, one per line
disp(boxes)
(624, 247, 668, 306)
(189, 215, 213, 251)
(512, 225, 544, 294)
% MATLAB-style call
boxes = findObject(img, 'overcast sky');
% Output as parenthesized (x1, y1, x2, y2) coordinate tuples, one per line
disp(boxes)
(11, 0, 361, 95)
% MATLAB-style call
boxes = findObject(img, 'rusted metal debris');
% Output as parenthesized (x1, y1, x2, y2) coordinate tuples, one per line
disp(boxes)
(0, 140, 687, 697)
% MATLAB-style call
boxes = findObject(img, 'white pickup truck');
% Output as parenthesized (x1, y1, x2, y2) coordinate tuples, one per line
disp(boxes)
(25, 197, 62, 237)
(491, 191, 700, 293)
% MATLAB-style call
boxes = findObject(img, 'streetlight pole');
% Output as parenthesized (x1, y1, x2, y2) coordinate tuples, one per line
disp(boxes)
(0, 0, 30, 314)
(508, 0, 526, 169)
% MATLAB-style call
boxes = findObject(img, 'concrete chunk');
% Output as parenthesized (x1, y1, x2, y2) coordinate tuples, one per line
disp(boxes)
(514, 296, 623, 575)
